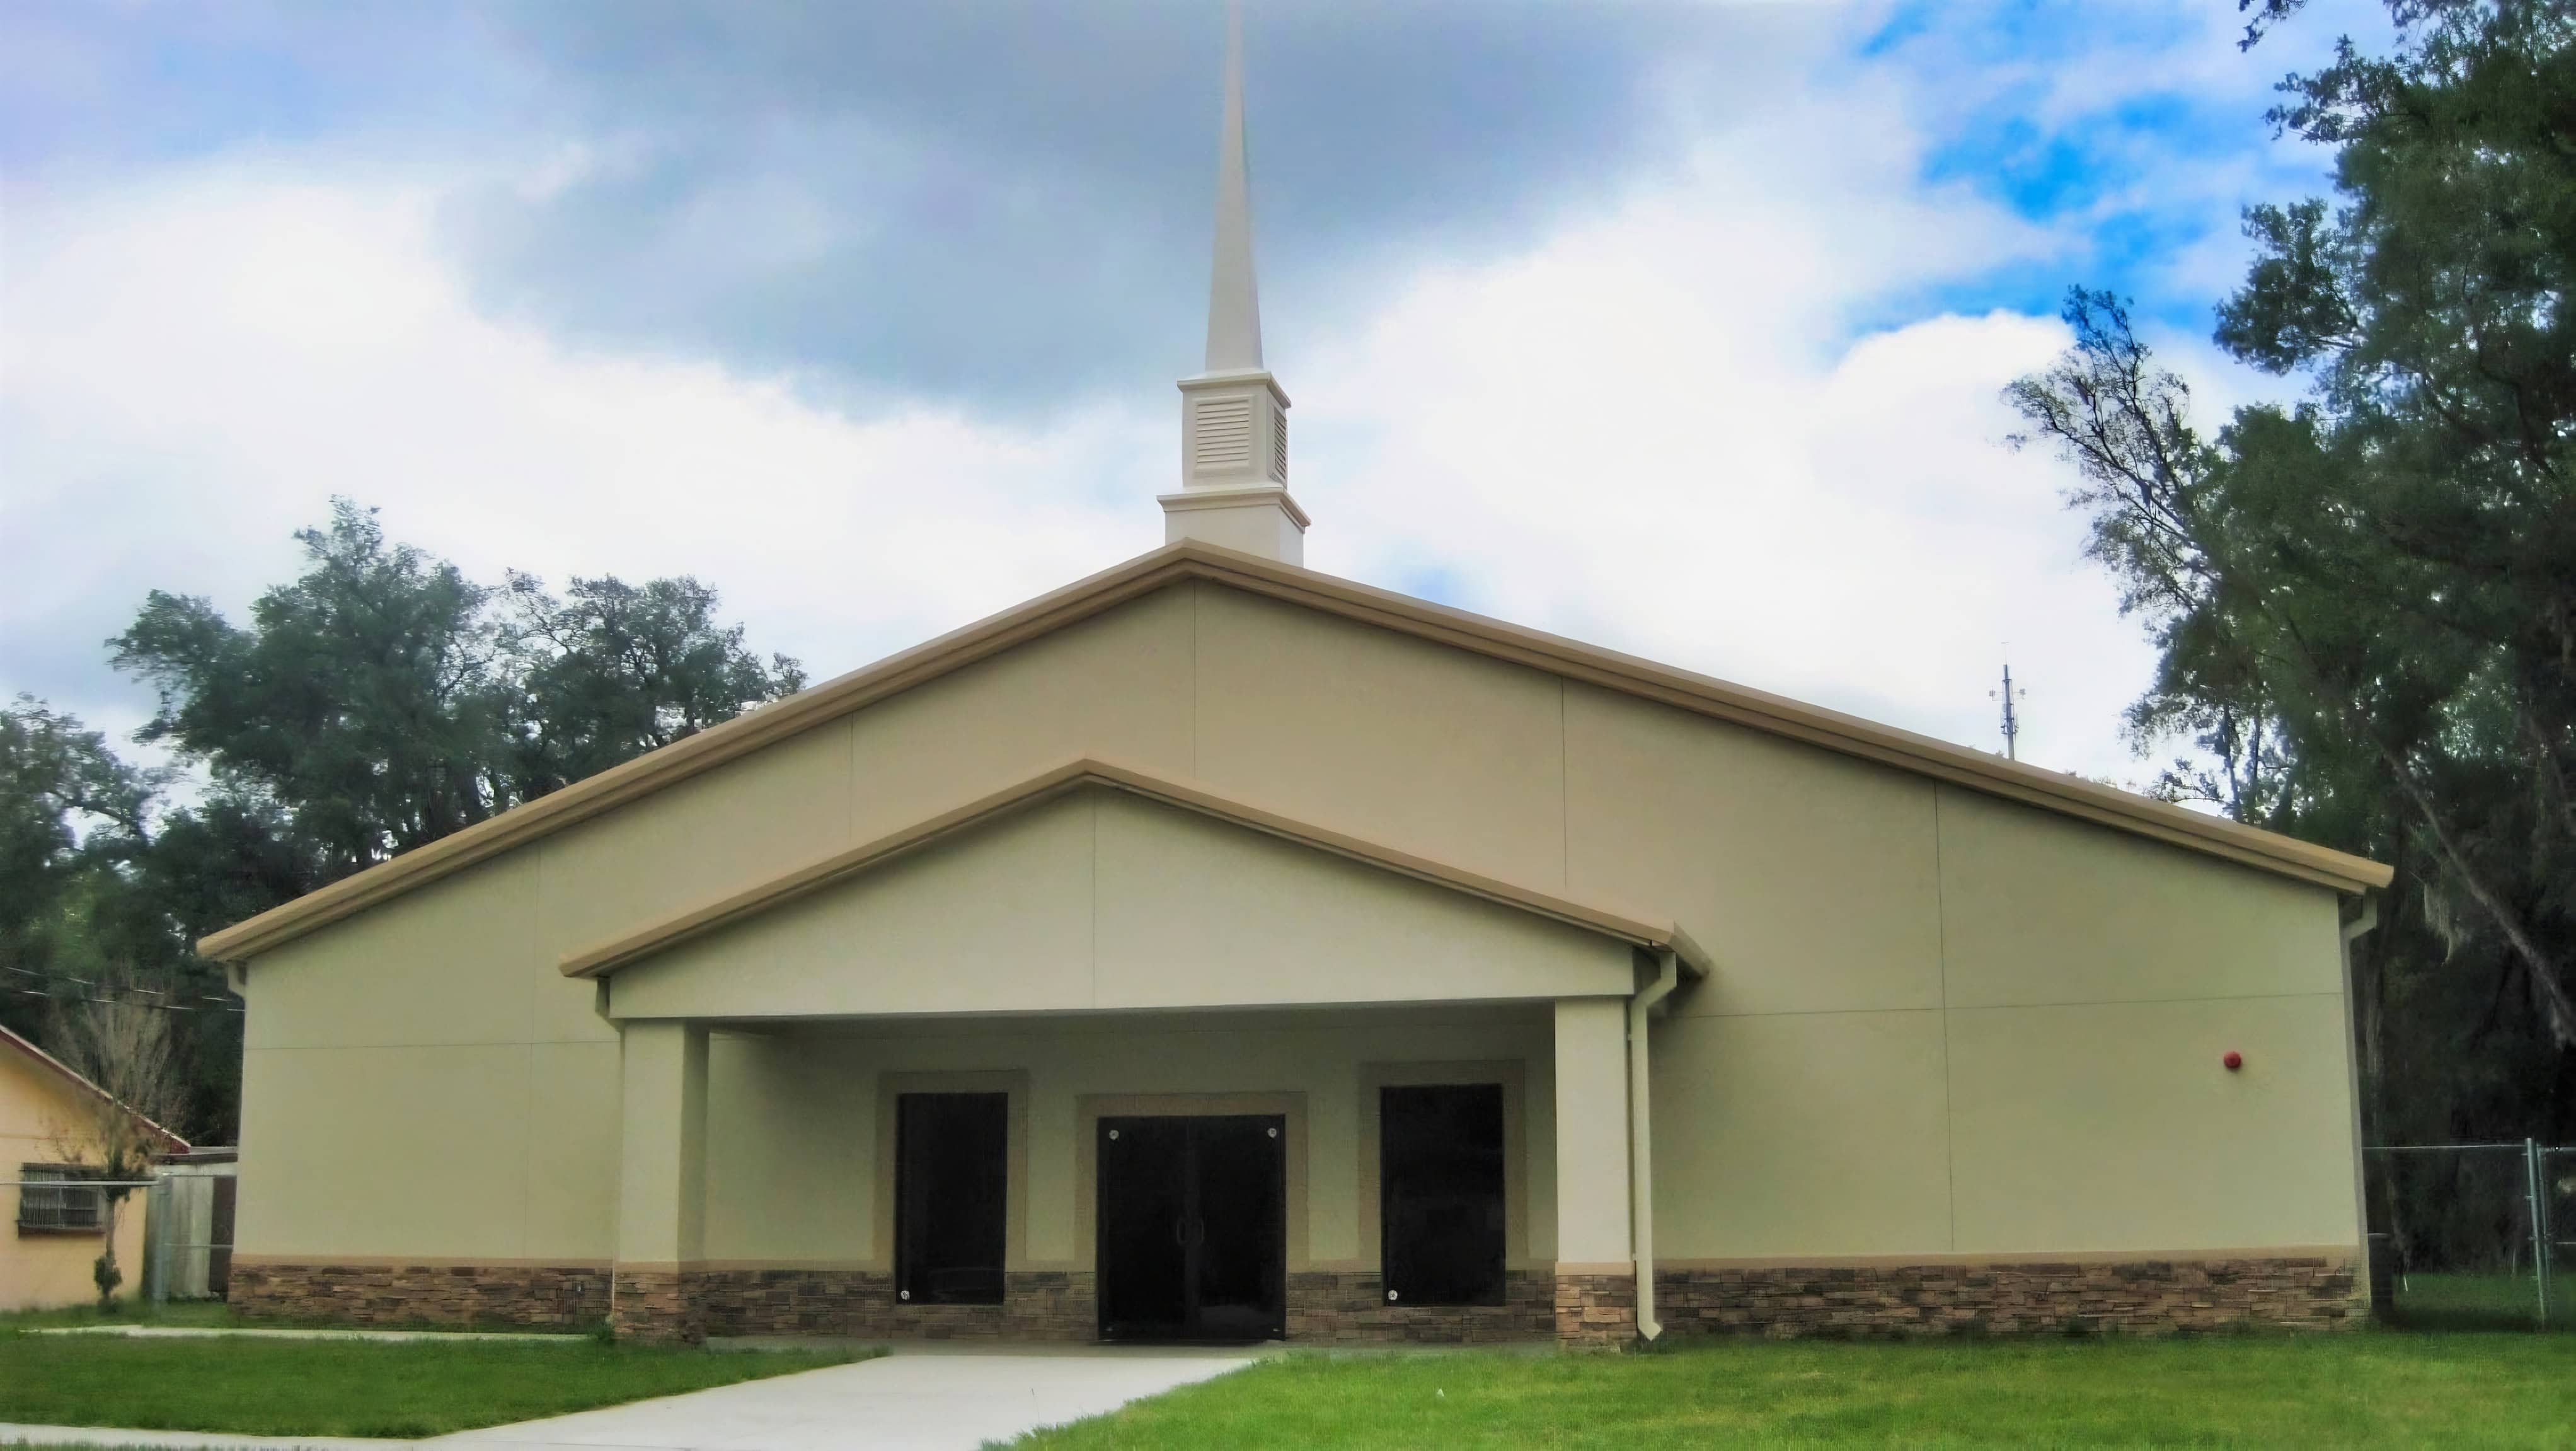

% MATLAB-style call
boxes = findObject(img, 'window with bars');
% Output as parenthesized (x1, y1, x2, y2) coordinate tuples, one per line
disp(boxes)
(17, 1165, 105, 1235)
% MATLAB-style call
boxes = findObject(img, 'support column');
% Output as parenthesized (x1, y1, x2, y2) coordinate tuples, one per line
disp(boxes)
(612, 1020, 706, 1343)
(1553, 997, 1635, 1346)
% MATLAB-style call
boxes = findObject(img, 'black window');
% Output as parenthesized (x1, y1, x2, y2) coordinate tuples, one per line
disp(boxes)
(895, 1092, 1008, 1305)
(1379, 1084, 1505, 1306)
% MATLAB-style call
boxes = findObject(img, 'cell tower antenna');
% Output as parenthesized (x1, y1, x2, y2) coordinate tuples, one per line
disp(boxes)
(1989, 658, 2028, 761)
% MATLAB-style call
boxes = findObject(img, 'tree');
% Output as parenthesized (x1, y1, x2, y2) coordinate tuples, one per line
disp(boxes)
(2006, 0, 2576, 1143)
(113, 500, 512, 881)
(3, 700, 251, 1143)
(1, 700, 161, 974)
(45, 991, 185, 1308)
(503, 572, 807, 797)
(0, 700, 172, 1038)
(47, 502, 807, 1142)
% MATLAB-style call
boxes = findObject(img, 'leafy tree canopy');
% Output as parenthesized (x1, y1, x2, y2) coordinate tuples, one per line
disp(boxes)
(8, 502, 802, 1142)
(2010, 0, 2576, 1143)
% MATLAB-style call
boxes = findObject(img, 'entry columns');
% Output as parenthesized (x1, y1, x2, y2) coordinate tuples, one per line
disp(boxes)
(1552, 997, 1635, 1345)
(612, 1019, 707, 1342)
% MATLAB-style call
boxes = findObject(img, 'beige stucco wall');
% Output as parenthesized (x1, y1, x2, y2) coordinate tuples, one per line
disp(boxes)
(234, 577, 2364, 1270)
(607, 790, 1636, 1020)
(2, 1049, 151, 1310)
(1563, 674, 2364, 1263)
(236, 593, 1197, 1263)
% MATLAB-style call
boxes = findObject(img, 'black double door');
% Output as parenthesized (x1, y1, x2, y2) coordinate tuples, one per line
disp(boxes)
(1096, 1114, 1285, 1342)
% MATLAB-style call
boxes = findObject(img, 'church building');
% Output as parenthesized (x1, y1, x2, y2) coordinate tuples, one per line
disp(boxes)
(205, 18, 2389, 1345)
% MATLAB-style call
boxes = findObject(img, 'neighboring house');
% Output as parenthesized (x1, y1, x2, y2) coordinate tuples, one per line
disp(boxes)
(3, 1024, 187, 1311)
(198, 28, 2394, 1348)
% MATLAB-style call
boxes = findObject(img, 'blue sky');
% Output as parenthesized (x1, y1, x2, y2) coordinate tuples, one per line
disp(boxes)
(1, 0, 2391, 785)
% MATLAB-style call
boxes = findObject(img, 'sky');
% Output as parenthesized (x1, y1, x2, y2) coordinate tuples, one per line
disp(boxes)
(1, 0, 2393, 794)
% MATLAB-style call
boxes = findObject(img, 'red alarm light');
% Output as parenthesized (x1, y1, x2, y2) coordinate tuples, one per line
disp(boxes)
(2222, 1051, 2244, 1072)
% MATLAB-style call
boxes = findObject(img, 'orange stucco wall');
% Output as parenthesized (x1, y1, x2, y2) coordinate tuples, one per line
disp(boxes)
(2, 1047, 151, 1310)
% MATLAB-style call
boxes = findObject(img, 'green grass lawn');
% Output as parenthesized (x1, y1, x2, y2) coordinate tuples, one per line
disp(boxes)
(2381, 1270, 2576, 1329)
(1017, 1333, 2576, 1449)
(1, 1299, 248, 1332)
(0, 1326, 864, 1438)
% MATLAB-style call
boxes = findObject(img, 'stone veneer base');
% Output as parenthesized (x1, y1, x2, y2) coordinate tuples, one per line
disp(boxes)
(230, 1262, 611, 1330)
(231, 1254, 2362, 1343)
(611, 1268, 698, 1344)
(1285, 1270, 1556, 1343)
(692, 1269, 1096, 1341)
(1556, 1271, 1640, 1348)
(1652, 1256, 2365, 1338)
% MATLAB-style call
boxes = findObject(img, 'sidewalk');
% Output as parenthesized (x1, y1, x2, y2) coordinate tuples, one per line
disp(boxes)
(0, 1429, 396, 1450)
(27, 1327, 580, 1345)
(428, 1347, 1258, 1451)
(0, 1341, 1261, 1451)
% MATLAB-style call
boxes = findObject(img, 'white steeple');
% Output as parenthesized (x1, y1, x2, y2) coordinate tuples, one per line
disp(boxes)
(1161, 0, 1308, 564)
(1204, 2, 1262, 375)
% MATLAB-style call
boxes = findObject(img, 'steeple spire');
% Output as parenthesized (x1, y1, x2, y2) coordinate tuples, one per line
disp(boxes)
(1161, 0, 1309, 565)
(1205, 1, 1262, 373)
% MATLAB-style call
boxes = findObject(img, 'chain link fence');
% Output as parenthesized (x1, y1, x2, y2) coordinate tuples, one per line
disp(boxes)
(2365, 1141, 2574, 1329)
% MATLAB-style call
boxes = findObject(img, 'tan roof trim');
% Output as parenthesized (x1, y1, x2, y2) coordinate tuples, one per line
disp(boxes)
(561, 756, 1703, 980)
(1, 1024, 190, 1155)
(203, 540, 2389, 964)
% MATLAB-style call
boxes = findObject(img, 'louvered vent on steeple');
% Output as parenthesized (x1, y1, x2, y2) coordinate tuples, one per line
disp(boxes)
(1193, 395, 1254, 473)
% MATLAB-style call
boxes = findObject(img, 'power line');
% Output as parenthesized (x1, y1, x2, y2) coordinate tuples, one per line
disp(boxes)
(7, 985, 242, 1015)
(1, 963, 242, 1014)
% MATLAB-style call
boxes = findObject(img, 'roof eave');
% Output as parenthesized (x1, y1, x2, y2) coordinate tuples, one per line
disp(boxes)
(201, 540, 2391, 966)
(0, 1025, 191, 1155)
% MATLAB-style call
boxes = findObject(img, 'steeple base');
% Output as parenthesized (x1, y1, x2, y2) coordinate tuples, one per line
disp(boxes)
(1159, 484, 1309, 565)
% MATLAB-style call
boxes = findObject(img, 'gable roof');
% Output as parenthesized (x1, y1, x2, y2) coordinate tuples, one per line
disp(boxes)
(560, 756, 1713, 980)
(1, 1023, 190, 1156)
(200, 540, 2391, 964)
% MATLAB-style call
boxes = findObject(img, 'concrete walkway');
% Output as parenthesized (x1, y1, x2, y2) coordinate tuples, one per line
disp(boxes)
(28, 1326, 580, 1344)
(430, 1347, 1261, 1451)
(0, 1429, 396, 1450)
(0, 1343, 1263, 1451)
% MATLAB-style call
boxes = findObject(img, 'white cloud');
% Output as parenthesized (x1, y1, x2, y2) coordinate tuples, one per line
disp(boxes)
(4, 42, 2181, 795)
(1295, 89, 2158, 782)
(2, 162, 1164, 746)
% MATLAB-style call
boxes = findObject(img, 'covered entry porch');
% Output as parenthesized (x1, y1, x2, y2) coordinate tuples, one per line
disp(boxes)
(611, 1004, 1651, 1346)
(578, 763, 1701, 1346)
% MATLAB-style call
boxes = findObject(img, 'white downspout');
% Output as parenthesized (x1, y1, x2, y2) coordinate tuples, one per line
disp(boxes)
(1628, 947, 1681, 1342)
(2338, 894, 2381, 1298)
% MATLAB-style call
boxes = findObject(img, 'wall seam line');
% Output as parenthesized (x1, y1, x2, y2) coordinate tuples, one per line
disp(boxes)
(1664, 991, 2351, 1026)
(1189, 579, 1200, 779)
(1941, 989, 2349, 1014)
(243, 1038, 632, 1052)
(1558, 679, 1570, 892)
(519, 1041, 536, 1263)
(1935, 785, 1957, 1254)
(1089, 792, 1101, 1009)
